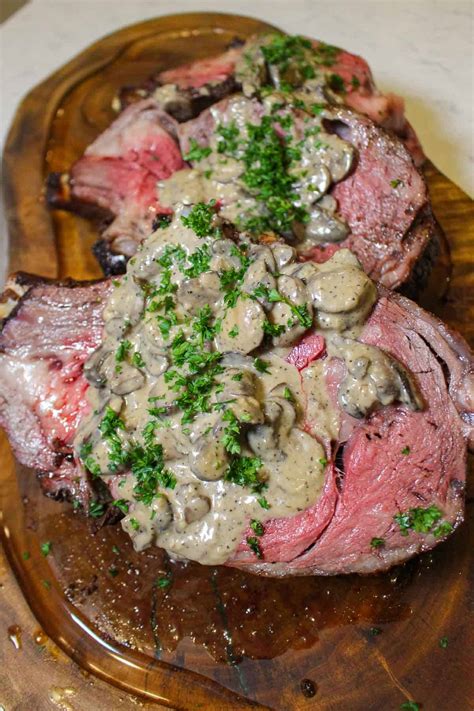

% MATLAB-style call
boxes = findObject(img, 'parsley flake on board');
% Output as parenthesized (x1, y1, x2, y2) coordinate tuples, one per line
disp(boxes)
(40, 541, 52, 557)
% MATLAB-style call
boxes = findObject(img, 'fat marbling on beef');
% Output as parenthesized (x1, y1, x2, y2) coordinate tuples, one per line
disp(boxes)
(0, 272, 471, 576)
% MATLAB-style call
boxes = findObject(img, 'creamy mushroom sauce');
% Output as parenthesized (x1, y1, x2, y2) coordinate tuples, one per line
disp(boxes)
(160, 94, 354, 251)
(234, 33, 347, 107)
(74, 207, 421, 564)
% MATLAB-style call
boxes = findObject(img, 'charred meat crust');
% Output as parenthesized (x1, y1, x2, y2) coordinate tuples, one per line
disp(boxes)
(92, 239, 127, 276)
(46, 172, 115, 224)
(400, 215, 443, 299)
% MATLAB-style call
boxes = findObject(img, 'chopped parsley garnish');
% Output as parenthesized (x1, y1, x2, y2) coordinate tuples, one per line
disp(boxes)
(99, 407, 127, 471)
(152, 214, 172, 230)
(351, 75, 361, 89)
(328, 73, 345, 92)
(237, 115, 308, 233)
(263, 320, 285, 337)
(183, 243, 211, 278)
(79, 441, 101, 478)
(390, 179, 403, 189)
(216, 121, 241, 155)
(394, 505, 452, 538)
(225, 455, 263, 489)
(253, 357, 271, 374)
(22, 551, 31, 561)
(218, 250, 252, 308)
(132, 351, 145, 369)
(250, 519, 264, 536)
(113, 499, 129, 514)
(401, 446, 410, 455)
(181, 201, 218, 238)
(261, 34, 315, 79)
(439, 636, 448, 649)
(89, 501, 105, 518)
(156, 575, 172, 589)
(319, 457, 328, 467)
(369, 627, 381, 636)
(228, 325, 239, 338)
(115, 339, 131, 365)
(283, 387, 294, 402)
(108, 566, 119, 577)
(183, 138, 212, 162)
(192, 305, 220, 344)
(129, 518, 140, 531)
(247, 536, 263, 558)
(370, 537, 385, 548)
(130, 441, 176, 505)
(40, 541, 52, 557)
(252, 283, 312, 329)
(42, 579, 51, 590)
(112, 545, 120, 555)
(257, 496, 270, 510)
(400, 703, 420, 711)
(222, 410, 242, 455)
(310, 102, 325, 115)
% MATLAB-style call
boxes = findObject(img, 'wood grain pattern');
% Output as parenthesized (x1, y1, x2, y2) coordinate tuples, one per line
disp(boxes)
(1, 13, 473, 711)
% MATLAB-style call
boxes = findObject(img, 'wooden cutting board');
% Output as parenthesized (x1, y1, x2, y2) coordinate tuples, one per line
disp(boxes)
(1, 12, 473, 711)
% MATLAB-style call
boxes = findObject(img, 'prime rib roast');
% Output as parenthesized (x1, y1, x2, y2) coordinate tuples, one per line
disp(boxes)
(46, 34, 439, 291)
(0, 271, 472, 575)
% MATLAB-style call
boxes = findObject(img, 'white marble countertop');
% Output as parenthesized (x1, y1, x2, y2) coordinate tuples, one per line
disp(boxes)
(1, 0, 473, 282)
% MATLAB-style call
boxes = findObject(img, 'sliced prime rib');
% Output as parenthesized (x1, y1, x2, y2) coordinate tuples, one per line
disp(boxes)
(0, 275, 111, 504)
(47, 99, 186, 275)
(46, 34, 430, 283)
(119, 37, 424, 165)
(0, 274, 471, 575)
(47, 94, 437, 289)
(179, 101, 440, 290)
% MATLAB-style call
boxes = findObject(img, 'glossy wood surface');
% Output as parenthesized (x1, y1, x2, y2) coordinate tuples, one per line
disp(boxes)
(1, 12, 473, 711)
